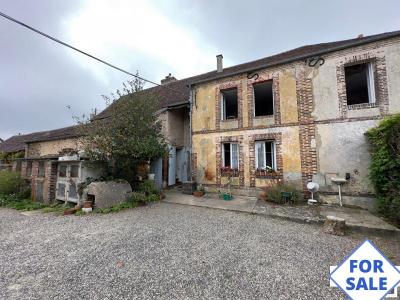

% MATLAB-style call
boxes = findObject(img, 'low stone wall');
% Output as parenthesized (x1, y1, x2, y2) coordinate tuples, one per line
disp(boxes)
(319, 193, 374, 210)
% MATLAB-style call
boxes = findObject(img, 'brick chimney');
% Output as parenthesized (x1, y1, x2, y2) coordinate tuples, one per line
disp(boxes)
(161, 73, 177, 85)
(216, 54, 223, 72)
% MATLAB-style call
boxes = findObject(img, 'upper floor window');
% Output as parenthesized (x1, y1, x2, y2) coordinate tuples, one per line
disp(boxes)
(345, 62, 376, 105)
(222, 143, 239, 169)
(221, 88, 238, 120)
(253, 81, 274, 116)
(255, 141, 275, 171)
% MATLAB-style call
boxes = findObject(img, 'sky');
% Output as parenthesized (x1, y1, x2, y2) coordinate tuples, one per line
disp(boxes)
(0, 0, 399, 140)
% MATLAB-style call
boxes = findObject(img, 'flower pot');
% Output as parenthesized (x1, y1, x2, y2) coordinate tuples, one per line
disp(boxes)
(193, 191, 205, 197)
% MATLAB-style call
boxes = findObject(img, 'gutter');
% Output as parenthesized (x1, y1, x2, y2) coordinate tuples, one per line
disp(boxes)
(190, 32, 400, 86)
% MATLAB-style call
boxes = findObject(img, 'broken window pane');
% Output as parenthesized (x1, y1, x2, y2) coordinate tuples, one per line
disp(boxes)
(254, 81, 274, 116)
(221, 88, 238, 120)
(345, 62, 375, 105)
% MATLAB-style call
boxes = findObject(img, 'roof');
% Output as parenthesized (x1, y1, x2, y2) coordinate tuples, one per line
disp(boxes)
(189, 30, 400, 85)
(2, 30, 399, 149)
(0, 126, 79, 153)
(96, 29, 400, 121)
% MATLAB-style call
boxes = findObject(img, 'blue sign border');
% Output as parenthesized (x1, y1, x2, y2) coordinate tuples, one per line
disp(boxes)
(329, 239, 400, 300)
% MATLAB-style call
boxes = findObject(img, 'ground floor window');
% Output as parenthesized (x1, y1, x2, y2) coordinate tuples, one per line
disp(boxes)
(222, 143, 239, 169)
(255, 141, 275, 172)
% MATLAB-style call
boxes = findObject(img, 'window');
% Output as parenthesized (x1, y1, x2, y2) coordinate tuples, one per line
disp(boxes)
(255, 141, 275, 171)
(221, 88, 238, 120)
(58, 164, 67, 177)
(26, 161, 32, 177)
(70, 165, 79, 178)
(15, 161, 22, 174)
(38, 161, 45, 177)
(222, 143, 239, 169)
(253, 81, 274, 116)
(345, 62, 376, 105)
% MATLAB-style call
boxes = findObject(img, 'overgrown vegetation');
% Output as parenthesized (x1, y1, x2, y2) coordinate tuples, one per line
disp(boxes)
(0, 170, 30, 198)
(366, 114, 400, 224)
(0, 194, 46, 211)
(266, 182, 300, 204)
(76, 74, 167, 185)
(0, 151, 24, 164)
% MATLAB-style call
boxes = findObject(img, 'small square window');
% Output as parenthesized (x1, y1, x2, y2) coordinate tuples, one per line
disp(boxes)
(221, 88, 238, 120)
(253, 81, 274, 116)
(255, 141, 275, 171)
(58, 164, 67, 177)
(70, 165, 79, 178)
(345, 62, 376, 105)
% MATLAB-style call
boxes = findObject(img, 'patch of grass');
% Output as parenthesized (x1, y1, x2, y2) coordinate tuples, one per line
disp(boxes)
(41, 203, 66, 214)
(0, 194, 46, 211)
(95, 201, 139, 214)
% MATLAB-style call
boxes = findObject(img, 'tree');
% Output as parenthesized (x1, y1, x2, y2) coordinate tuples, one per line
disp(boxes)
(77, 74, 166, 184)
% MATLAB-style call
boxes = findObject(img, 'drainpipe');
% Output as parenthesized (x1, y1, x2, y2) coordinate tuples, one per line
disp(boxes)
(188, 84, 193, 184)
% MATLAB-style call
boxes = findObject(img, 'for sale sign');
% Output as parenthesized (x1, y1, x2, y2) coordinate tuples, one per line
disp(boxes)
(330, 240, 400, 300)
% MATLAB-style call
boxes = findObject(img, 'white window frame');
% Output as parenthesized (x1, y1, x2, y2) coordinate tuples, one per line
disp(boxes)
(255, 141, 276, 170)
(222, 143, 239, 169)
(253, 81, 275, 117)
(367, 62, 376, 104)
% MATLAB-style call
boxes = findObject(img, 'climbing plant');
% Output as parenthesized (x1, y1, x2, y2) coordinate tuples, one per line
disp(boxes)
(366, 113, 400, 224)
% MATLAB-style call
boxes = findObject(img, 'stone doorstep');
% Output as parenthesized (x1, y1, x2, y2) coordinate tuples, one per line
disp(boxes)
(163, 191, 399, 236)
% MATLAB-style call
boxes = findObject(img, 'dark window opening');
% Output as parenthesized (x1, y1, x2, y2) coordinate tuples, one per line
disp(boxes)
(221, 88, 238, 120)
(15, 161, 22, 174)
(345, 62, 375, 105)
(38, 161, 45, 177)
(254, 81, 274, 116)
(223, 143, 231, 167)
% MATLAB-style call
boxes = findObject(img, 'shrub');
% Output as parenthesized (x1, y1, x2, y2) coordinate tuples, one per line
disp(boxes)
(127, 192, 147, 203)
(0, 170, 25, 195)
(266, 182, 300, 204)
(146, 193, 160, 202)
(0, 194, 46, 211)
(366, 114, 400, 224)
(139, 180, 159, 196)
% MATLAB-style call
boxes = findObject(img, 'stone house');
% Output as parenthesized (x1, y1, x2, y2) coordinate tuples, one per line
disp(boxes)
(189, 30, 400, 209)
(1, 30, 399, 209)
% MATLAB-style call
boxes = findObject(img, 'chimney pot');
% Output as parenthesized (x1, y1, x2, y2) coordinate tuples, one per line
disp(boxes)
(216, 54, 223, 73)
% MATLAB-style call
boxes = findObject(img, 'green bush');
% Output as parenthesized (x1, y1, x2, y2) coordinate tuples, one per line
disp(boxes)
(0, 170, 25, 195)
(366, 114, 400, 224)
(266, 182, 300, 204)
(146, 193, 160, 202)
(139, 180, 159, 196)
(127, 192, 147, 203)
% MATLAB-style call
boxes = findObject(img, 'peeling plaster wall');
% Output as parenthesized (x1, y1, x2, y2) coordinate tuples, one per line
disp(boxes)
(313, 120, 379, 195)
(27, 138, 80, 158)
(159, 108, 190, 147)
(192, 37, 400, 203)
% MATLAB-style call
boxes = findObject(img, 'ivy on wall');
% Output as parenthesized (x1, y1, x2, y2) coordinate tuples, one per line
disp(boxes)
(366, 113, 400, 224)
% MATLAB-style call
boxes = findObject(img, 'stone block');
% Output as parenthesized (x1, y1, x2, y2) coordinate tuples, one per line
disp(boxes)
(87, 181, 132, 209)
(324, 215, 346, 236)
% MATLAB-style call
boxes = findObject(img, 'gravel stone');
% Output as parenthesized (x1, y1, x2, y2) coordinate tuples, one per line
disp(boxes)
(0, 203, 396, 299)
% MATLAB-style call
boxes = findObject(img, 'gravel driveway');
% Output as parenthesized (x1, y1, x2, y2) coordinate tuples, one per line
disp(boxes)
(0, 202, 397, 299)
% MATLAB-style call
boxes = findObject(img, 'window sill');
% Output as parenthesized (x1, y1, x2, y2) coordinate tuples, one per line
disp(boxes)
(221, 170, 239, 177)
(347, 103, 378, 110)
(253, 115, 274, 119)
(255, 171, 282, 179)
(221, 118, 238, 122)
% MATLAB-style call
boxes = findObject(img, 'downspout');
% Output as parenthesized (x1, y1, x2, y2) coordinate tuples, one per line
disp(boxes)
(188, 84, 193, 184)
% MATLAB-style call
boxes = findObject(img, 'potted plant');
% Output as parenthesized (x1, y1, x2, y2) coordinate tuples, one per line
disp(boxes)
(193, 184, 205, 197)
